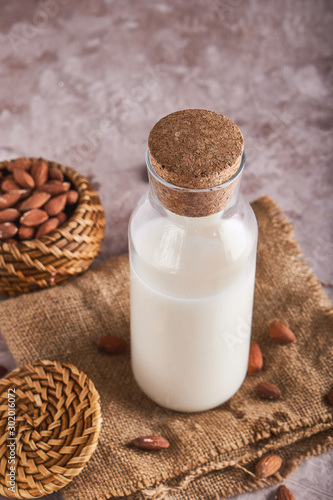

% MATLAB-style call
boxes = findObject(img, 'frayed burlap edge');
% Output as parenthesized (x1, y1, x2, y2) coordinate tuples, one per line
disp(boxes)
(138, 428, 333, 500)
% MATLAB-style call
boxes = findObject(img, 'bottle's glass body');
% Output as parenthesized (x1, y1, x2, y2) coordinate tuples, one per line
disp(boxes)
(129, 151, 258, 412)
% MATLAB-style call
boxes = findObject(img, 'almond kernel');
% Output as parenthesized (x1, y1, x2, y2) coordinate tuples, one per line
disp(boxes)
(255, 381, 282, 400)
(96, 336, 128, 355)
(269, 322, 296, 345)
(248, 341, 263, 375)
(130, 435, 170, 451)
(20, 209, 49, 227)
(255, 454, 282, 478)
(0, 222, 18, 239)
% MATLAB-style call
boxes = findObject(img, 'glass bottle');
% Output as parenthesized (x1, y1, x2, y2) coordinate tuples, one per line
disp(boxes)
(129, 110, 258, 412)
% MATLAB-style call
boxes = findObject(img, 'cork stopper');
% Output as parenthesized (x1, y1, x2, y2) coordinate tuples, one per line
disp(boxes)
(147, 109, 244, 217)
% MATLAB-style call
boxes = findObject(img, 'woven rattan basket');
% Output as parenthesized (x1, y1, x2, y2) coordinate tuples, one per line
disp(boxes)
(0, 158, 105, 296)
(0, 360, 102, 499)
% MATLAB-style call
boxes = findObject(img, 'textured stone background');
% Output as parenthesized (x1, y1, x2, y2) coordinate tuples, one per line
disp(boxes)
(0, 0, 332, 499)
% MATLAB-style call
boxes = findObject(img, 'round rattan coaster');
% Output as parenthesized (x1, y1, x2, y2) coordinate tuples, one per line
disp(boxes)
(0, 360, 102, 499)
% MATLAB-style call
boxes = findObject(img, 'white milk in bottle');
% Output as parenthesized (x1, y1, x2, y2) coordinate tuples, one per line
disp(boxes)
(129, 109, 258, 412)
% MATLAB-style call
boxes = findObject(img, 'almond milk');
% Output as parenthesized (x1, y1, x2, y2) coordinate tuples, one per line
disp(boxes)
(130, 208, 257, 411)
(129, 109, 258, 412)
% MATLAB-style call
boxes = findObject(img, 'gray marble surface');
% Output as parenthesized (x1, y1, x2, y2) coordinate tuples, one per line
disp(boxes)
(0, 0, 332, 499)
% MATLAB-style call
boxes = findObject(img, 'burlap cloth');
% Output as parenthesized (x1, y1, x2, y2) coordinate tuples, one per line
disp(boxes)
(0, 196, 332, 500)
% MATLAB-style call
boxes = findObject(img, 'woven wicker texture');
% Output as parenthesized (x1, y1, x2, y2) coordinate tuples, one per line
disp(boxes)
(0, 158, 105, 296)
(0, 360, 102, 499)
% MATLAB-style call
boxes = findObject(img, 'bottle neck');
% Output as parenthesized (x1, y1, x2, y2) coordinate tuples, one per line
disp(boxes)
(147, 150, 245, 218)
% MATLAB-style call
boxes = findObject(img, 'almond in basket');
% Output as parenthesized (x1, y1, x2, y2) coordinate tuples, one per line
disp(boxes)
(0, 158, 79, 242)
